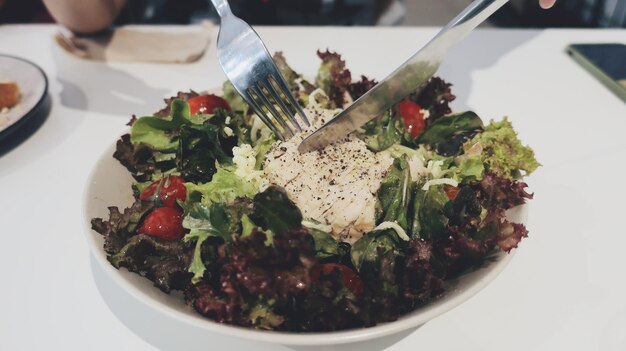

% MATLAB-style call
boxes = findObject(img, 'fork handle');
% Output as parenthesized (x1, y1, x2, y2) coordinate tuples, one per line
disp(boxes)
(210, 0, 233, 18)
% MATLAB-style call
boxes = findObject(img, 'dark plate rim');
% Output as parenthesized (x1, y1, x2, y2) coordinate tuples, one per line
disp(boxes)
(0, 54, 50, 143)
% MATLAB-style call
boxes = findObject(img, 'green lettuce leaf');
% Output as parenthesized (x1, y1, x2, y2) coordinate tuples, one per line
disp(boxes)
(183, 203, 232, 283)
(445, 153, 484, 183)
(254, 135, 277, 169)
(273, 51, 302, 90)
(409, 188, 426, 238)
(303, 219, 339, 259)
(455, 154, 484, 182)
(350, 229, 403, 272)
(384, 143, 427, 160)
(249, 300, 285, 330)
(417, 111, 484, 156)
(177, 122, 231, 183)
(376, 157, 412, 231)
(249, 186, 303, 234)
(186, 163, 257, 206)
(130, 100, 190, 151)
(363, 111, 402, 152)
(466, 117, 539, 179)
(415, 185, 450, 240)
(240, 214, 255, 237)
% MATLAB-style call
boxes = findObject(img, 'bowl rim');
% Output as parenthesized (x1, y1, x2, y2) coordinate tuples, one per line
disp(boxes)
(82, 141, 516, 346)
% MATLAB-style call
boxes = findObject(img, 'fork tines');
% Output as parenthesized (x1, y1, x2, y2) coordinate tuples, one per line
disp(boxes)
(245, 74, 310, 141)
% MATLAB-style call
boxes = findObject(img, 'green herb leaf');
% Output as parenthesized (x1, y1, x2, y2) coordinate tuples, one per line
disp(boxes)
(417, 185, 450, 240)
(183, 203, 232, 283)
(350, 229, 403, 272)
(417, 111, 484, 156)
(249, 186, 303, 234)
(303, 220, 339, 259)
(377, 157, 412, 230)
(130, 99, 190, 151)
(364, 111, 402, 152)
(177, 122, 231, 183)
(241, 214, 255, 237)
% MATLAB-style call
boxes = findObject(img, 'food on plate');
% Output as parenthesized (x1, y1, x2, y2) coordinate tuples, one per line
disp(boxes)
(91, 50, 539, 332)
(0, 81, 21, 112)
(264, 108, 394, 244)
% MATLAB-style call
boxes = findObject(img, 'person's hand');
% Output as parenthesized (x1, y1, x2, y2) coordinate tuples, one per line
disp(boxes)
(539, 0, 557, 9)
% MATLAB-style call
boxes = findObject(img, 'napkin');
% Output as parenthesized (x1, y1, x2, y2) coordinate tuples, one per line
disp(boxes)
(54, 23, 213, 64)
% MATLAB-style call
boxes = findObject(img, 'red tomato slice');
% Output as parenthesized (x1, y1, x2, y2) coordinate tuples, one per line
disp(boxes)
(140, 176, 187, 208)
(311, 263, 364, 296)
(138, 207, 185, 241)
(399, 101, 425, 138)
(444, 185, 460, 201)
(187, 94, 231, 115)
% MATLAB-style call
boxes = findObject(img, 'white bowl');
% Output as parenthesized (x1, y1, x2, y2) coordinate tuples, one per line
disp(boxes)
(83, 141, 522, 347)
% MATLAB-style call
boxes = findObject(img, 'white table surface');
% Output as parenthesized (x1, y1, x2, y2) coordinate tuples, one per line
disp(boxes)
(1, 24, 625, 351)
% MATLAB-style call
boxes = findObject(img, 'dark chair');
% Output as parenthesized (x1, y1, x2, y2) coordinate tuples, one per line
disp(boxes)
(227, 0, 382, 25)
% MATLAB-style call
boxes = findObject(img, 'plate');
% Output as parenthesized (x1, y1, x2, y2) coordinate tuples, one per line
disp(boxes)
(0, 55, 49, 141)
(83, 140, 524, 347)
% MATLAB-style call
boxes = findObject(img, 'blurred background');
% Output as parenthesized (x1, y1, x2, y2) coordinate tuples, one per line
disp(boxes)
(1, 0, 625, 28)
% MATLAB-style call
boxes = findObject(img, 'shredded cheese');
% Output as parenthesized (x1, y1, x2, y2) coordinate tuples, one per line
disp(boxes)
(302, 220, 333, 233)
(374, 221, 410, 241)
(233, 144, 268, 191)
(223, 126, 234, 137)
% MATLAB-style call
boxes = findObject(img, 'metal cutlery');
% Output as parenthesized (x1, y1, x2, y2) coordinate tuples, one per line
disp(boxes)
(210, 0, 309, 141)
(299, 0, 510, 152)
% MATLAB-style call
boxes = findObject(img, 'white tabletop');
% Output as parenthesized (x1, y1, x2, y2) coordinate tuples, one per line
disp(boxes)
(1, 24, 625, 351)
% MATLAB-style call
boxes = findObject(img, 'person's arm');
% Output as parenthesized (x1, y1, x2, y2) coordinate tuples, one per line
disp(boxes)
(42, 0, 126, 34)
(539, 0, 557, 9)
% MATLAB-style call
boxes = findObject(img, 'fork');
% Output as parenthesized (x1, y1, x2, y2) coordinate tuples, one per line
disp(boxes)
(210, 0, 309, 140)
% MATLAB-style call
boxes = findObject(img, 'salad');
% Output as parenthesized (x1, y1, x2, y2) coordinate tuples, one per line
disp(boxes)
(92, 50, 539, 332)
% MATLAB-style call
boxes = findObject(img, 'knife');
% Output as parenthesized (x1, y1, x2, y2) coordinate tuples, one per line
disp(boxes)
(299, 0, 509, 153)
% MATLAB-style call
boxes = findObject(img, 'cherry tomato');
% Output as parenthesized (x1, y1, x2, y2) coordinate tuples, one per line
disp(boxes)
(399, 101, 425, 138)
(138, 207, 185, 241)
(311, 263, 364, 296)
(444, 185, 460, 201)
(140, 176, 187, 208)
(187, 94, 231, 115)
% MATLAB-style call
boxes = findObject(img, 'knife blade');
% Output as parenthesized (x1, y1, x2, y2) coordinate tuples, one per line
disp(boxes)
(298, 0, 509, 153)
